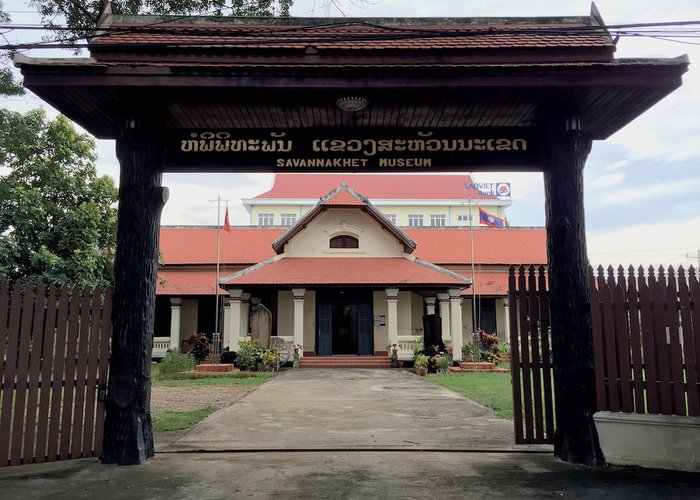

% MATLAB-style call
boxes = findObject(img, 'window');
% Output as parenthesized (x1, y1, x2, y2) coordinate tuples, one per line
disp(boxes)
(384, 214, 397, 225)
(281, 213, 297, 226)
(258, 213, 274, 226)
(408, 214, 424, 227)
(430, 214, 446, 227)
(330, 235, 359, 248)
(457, 214, 473, 222)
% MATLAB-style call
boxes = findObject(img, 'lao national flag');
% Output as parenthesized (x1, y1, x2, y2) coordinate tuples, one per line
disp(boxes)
(479, 208, 505, 228)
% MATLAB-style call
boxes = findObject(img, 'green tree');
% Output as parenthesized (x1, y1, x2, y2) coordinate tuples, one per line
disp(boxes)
(29, 0, 293, 45)
(0, 109, 117, 286)
(0, 1, 25, 96)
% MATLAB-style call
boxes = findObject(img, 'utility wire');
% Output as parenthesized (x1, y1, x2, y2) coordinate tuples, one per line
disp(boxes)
(0, 19, 699, 51)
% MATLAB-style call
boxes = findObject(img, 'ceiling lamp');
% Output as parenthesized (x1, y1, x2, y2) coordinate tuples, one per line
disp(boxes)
(335, 97, 369, 112)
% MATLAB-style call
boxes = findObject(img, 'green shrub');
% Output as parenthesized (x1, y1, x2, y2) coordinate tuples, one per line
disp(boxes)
(435, 354, 450, 372)
(158, 350, 196, 378)
(188, 332, 212, 364)
(414, 353, 429, 368)
(236, 338, 262, 371)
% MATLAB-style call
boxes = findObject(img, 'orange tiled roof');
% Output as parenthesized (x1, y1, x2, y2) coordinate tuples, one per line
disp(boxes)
(160, 227, 283, 265)
(222, 257, 470, 287)
(406, 228, 546, 265)
(95, 22, 612, 52)
(255, 174, 496, 201)
(159, 226, 546, 266)
(320, 186, 368, 206)
(157, 270, 228, 295)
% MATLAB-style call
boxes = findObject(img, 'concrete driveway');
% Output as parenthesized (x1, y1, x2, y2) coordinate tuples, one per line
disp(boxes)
(161, 368, 528, 452)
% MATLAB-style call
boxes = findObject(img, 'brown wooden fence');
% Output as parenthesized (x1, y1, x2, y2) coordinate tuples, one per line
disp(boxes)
(590, 265, 699, 417)
(509, 264, 700, 446)
(0, 282, 112, 467)
(508, 265, 554, 445)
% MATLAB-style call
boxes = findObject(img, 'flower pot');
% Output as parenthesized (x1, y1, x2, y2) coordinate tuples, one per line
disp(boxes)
(414, 366, 427, 376)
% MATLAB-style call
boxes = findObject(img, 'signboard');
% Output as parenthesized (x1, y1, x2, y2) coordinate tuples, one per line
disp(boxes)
(165, 127, 540, 172)
(466, 182, 512, 198)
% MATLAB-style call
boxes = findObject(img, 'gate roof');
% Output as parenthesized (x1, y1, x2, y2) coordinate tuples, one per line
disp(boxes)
(16, 12, 688, 159)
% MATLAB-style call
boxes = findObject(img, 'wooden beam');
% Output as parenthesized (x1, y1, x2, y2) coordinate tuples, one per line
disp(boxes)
(101, 109, 168, 465)
(542, 107, 605, 466)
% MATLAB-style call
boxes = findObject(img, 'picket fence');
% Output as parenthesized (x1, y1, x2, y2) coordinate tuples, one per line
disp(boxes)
(0, 282, 112, 466)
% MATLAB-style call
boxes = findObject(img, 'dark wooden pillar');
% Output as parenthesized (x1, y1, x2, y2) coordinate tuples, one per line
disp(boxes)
(543, 110, 605, 466)
(101, 113, 168, 465)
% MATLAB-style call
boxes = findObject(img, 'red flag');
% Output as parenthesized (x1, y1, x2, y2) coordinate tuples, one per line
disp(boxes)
(223, 205, 231, 233)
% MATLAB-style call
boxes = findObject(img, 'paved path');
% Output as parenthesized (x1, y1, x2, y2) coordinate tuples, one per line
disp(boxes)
(161, 368, 525, 452)
(3, 370, 700, 499)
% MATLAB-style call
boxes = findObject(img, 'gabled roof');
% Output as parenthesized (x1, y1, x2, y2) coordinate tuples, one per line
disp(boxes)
(221, 256, 470, 288)
(253, 174, 497, 201)
(271, 184, 417, 254)
(91, 19, 614, 59)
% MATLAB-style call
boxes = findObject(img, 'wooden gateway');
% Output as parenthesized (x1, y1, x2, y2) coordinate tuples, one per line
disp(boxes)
(16, 6, 688, 465)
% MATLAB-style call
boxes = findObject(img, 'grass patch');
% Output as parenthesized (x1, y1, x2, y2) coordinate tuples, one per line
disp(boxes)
(153, 406, 218, 432)
(427, 371, 514, 419)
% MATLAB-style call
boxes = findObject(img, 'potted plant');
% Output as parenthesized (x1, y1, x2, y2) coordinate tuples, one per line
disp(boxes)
(498, 342, 511, 363)
(414, 354, 429, 376)
(461, 343, 474, 362)
(435, 354, 450, 373)
(260, 348, 279, 371)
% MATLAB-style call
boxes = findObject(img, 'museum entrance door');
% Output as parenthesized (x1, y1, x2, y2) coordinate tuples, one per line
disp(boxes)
(317, 290, 373, 356)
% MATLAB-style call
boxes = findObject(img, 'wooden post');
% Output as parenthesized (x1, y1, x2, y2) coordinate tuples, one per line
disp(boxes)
(543, 110, 605, 466)
(101, 113, 168, 465)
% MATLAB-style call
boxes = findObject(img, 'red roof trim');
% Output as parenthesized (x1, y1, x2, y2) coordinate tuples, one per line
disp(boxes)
(222, 256, 470, 287)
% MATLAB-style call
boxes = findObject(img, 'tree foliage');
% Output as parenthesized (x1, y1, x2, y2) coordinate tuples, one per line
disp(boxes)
(29, 0, 293, 45)
(0, 109, 117, 286)
(0, 2, 25, 95)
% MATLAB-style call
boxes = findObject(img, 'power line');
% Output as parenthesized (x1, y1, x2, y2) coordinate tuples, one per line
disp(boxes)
(0, 19, 699, 51)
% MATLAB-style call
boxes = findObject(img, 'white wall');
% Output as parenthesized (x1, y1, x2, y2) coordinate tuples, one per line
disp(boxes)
(283, 208, 406, 257)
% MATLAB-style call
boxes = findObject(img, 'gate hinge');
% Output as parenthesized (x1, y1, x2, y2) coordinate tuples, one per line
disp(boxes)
(97, 383, 108, 401)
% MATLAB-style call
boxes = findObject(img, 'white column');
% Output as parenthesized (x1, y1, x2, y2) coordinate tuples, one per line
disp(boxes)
(241, 293, 251, 337)
(386, 288, 399, 346)
(169, 297, 181, 350)
(222, 297, 231, 349)
(228, 289, 243, 351)
(437, 292, 450, 342)
(292, 288, 306, 355)
(449, 289, 464, 354)
(503, 297, 511, 343)
(424, 296, 436, 315)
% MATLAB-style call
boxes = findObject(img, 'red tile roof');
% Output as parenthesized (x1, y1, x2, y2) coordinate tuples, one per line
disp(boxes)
(255, 174, 496, 201)
(320, 187, 368, 206)
(160, 227, 283, 265)
(157, 270, 228, 295)
(222, 257, 470, 287)
(406, 228, 546, 265)
(159, 226, 546, 266)
(94, 21, 613, 53)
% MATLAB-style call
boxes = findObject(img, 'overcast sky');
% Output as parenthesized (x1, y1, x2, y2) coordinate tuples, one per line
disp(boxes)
(2, 0, 699, 268)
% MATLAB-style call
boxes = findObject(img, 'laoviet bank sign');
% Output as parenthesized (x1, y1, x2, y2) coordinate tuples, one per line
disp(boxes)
(165, 127, 540, 172)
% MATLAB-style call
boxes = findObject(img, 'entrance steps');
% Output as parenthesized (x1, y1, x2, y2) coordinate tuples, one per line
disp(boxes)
(300, 355, 393, 369)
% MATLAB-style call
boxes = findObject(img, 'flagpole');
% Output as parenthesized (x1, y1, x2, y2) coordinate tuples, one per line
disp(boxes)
(214, 195, 222, 362)
(467, 188, 479, 359)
